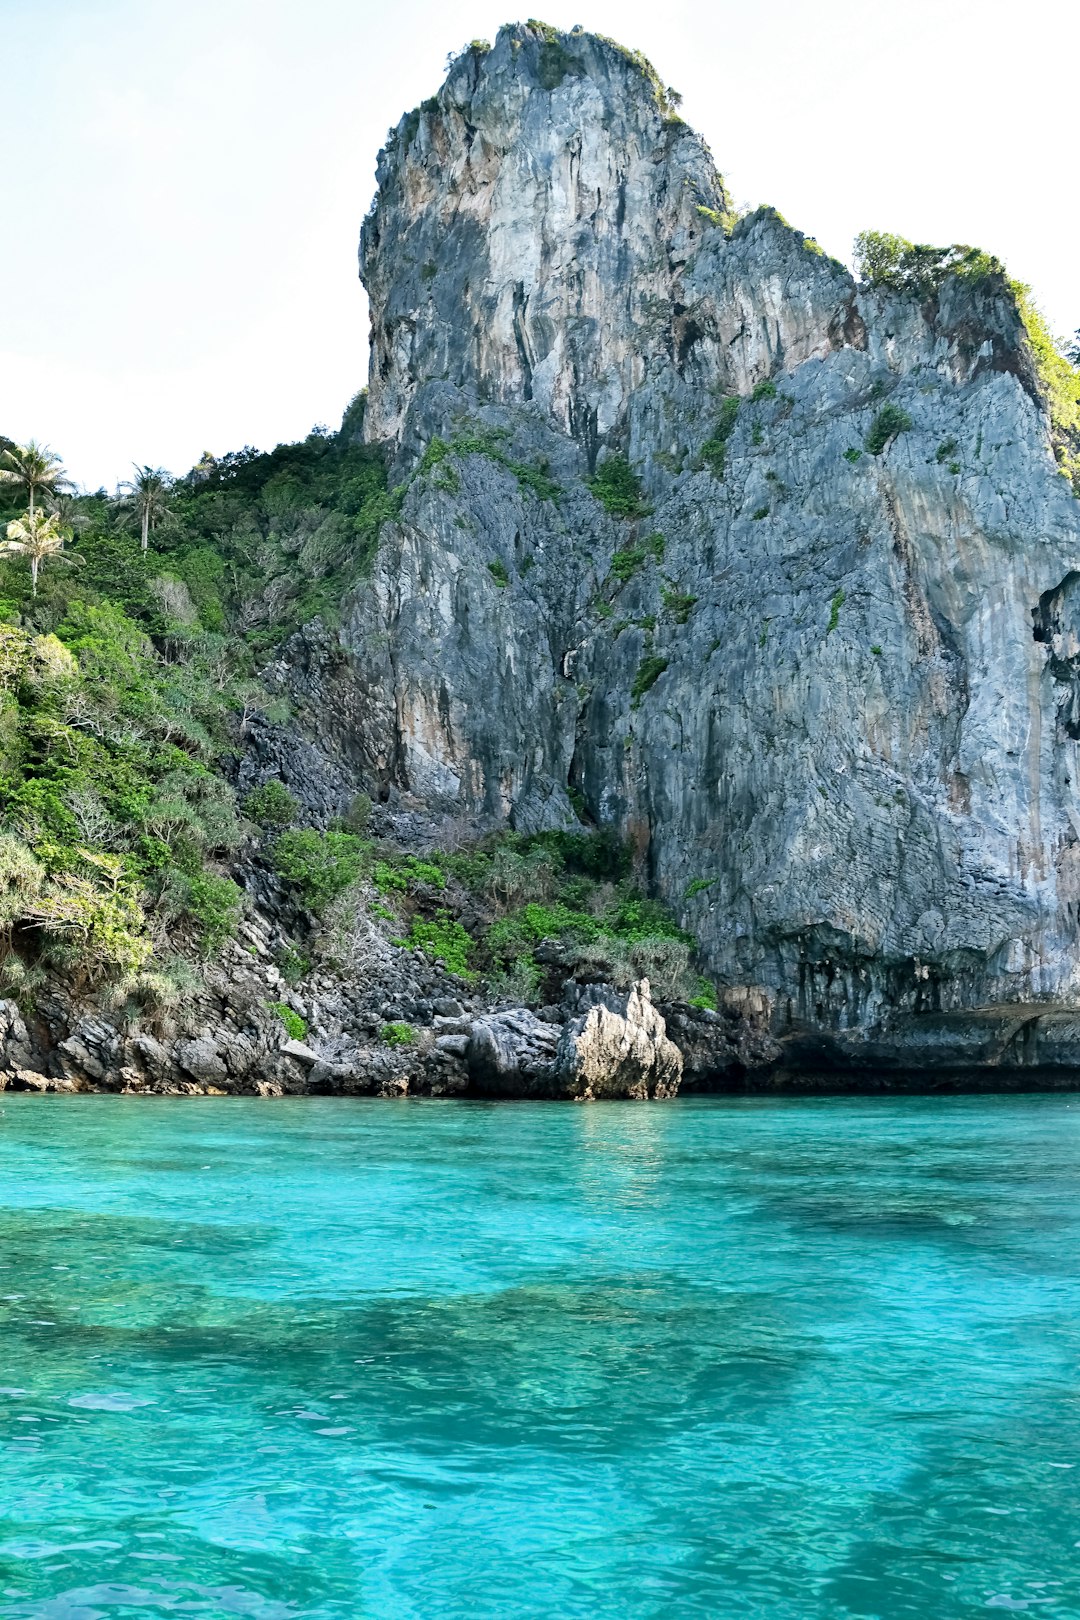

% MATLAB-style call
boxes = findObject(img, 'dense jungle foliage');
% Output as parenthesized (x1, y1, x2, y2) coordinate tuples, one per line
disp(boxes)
(0, 408, 394, 998)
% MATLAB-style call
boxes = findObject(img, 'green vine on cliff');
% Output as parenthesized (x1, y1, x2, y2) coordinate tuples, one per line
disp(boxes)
(866, 405, 913, 456)
(268, 1001, 307, 1041)
(594, 32, 684, 120)
(607, 532, 664, 586)
(1009, 283, 1080, 485)
(631, 654, 668, 707)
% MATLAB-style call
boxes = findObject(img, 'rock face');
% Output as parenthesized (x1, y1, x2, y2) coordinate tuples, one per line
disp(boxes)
(361, 29, 716, 450)
(330, 21, 1080, 1062)
(467, 980, 681, 1099)
(466, 1007, 561, 1096)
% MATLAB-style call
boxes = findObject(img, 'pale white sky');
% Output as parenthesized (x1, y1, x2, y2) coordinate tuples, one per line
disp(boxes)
(3, 0, 1078, 490)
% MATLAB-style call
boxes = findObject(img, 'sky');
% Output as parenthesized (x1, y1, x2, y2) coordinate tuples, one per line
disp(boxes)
(2, 0, 1078, 491)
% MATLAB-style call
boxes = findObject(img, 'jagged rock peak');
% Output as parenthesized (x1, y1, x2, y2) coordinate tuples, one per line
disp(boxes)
(360, 22, 731, 448)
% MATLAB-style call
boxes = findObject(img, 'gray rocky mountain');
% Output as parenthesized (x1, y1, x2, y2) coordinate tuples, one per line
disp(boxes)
(327, 21, 1080, 1074)
(6, 20, 1079, 1096)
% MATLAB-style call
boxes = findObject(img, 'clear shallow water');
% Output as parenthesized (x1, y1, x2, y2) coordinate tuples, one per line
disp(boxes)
(0, 1097, 1079, 1618)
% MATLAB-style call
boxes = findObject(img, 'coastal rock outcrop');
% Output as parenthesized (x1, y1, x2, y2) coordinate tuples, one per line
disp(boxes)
(11, 23, 1077, 1097)
(554, 981, 683, 1100)
(466, 980, 681, 1098)
(316, 21, 1080, 1065)
(0, 950, 696, 1101)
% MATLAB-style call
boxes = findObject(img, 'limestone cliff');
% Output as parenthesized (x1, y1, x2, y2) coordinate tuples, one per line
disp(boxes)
(334, 22, 1080, 1066)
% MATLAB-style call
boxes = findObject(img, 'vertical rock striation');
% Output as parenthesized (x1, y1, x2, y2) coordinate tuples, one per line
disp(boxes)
(330, 21, 1080, 1065)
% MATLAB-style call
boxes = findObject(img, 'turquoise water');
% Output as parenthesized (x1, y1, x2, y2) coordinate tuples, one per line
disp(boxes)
(0, 1097, 1079, 1618)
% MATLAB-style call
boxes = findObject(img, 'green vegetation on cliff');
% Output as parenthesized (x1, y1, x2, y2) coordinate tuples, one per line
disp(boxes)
(159, 426, 391, 650)
(586, 455, 652, 518)
(259, 816, 707, 1005)
(853, 231, 1003, 296)
(420, 427, 560, 504)
(700, 397, 741, 478)
(866, 405, 913, 456)
(855, 229, 1080, 485)
(0, 414, 391, 988)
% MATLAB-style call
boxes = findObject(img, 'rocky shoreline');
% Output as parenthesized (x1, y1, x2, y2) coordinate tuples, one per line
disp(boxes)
(0, 911, 772, 1100)
(5, 910, 1079, 1098)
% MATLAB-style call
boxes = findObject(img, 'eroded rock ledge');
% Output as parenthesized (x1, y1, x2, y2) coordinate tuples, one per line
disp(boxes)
(7, 928, 1080, 1098)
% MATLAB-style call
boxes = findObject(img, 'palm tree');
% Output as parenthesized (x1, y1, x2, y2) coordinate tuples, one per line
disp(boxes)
(45, 492, 90, 537)
(0, 442, 69, 523)
(119, 465, 171, 551)
(0, 509, 75, 597)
